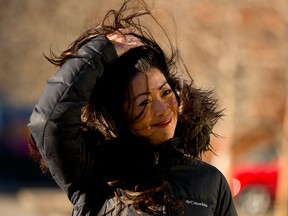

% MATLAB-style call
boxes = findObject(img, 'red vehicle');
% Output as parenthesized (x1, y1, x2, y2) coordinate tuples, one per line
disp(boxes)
(232, 146, 279, 215)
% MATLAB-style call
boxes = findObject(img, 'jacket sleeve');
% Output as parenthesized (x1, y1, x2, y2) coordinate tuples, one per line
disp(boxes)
(27, 35, 117, 211)
(215, 173, 238, 216)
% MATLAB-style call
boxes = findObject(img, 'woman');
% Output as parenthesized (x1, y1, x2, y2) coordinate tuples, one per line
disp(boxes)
(27, 0, 238, 215)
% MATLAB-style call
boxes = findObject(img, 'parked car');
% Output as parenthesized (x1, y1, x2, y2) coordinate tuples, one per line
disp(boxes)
(232, 146, 279, 215)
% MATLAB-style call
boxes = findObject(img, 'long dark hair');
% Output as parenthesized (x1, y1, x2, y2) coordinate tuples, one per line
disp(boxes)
(28, 0, 223, 215)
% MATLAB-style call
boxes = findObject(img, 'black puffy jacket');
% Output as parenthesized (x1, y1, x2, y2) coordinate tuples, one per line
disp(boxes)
(28, 35, 238, 216)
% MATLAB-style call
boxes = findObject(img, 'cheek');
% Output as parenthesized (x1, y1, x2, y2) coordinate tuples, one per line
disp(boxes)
(129, 113, 151, 131)
(170, 95, 179, 112)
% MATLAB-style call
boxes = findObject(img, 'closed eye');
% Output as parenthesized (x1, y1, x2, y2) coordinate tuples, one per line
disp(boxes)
(139, 98, 152, 106)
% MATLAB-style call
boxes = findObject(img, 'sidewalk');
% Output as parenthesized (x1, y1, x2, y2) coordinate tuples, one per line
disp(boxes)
(0, 188, 71, 216)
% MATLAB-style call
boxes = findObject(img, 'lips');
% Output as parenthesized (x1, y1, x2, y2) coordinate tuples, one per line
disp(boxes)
(152, 117, 172, 128)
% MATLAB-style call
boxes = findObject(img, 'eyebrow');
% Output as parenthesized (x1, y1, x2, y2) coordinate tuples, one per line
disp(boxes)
(133, 81, 168, 100)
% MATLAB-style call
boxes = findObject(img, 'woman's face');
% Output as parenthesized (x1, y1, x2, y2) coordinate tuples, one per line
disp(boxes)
(124, 67, 179, 145)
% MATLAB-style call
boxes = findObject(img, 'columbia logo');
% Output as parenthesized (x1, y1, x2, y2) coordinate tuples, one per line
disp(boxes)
(186, 200, 208, 208)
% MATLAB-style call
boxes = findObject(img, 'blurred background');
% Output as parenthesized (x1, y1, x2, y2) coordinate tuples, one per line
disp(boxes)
(1, 0, 287, 215)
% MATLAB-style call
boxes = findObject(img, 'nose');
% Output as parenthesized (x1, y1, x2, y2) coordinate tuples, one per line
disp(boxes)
(153, 98, 168, 116)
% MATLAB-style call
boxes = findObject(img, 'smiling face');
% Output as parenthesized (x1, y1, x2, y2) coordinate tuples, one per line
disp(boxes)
(124, 67, 179, 145)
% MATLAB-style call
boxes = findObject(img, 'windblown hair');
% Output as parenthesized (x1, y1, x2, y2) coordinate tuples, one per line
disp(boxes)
(28, 0, 223, 215)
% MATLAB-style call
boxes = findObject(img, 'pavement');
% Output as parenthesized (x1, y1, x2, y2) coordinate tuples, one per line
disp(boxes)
(0, 188, 71, 216)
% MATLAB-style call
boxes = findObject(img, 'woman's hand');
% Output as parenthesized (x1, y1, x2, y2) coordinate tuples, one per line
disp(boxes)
(107, 28, 144, 57)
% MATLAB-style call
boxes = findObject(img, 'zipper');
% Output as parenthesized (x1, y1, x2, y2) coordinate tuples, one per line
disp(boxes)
(154, 152, 159, 165)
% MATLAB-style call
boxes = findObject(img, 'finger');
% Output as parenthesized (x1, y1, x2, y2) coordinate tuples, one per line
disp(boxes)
(125, 36, 133, 43)
(117, 27, 135, 35)
(125, 35, 142, 43)
(126, 38, 145, 47)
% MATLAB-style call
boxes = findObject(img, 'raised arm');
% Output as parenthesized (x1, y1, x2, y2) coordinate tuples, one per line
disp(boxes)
(28, 35, 116, 191)
(27, 32, 142, 214)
